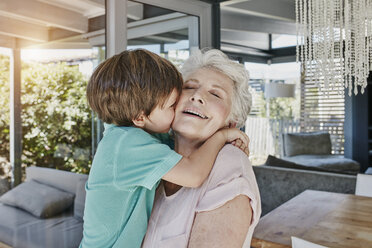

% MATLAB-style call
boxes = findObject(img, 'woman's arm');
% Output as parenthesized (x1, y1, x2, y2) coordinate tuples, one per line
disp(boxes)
(188, 195, 252, 248)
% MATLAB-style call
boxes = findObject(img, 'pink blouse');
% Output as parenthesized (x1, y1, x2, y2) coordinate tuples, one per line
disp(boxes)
(142, 144, 261, 248)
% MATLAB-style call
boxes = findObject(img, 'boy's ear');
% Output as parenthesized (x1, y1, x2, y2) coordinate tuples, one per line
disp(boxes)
(132, 112, 147, 128)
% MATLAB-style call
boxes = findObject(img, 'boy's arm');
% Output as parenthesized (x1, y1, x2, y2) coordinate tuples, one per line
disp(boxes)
(162, 128, 249, 188)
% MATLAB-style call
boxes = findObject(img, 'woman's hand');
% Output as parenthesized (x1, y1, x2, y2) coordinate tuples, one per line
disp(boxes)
(219, 128, 250, 156)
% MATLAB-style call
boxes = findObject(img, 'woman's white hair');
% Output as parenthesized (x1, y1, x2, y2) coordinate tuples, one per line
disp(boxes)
(181, 48, 252, 128)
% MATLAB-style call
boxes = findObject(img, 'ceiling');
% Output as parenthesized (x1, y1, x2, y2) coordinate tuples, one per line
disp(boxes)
(0, 0, 297, 61)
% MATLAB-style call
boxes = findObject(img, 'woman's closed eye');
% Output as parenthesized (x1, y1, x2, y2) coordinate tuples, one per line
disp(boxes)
(210, 91, 221, 98)
(183, 81, 198, 90)
(183, 84, 197, 90)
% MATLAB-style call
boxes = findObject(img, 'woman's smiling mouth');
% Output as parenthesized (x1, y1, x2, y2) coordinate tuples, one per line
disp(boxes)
(182, 109, 209, 119)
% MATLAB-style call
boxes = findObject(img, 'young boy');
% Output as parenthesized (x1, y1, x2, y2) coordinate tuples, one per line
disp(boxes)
(80, 49, 248, 248)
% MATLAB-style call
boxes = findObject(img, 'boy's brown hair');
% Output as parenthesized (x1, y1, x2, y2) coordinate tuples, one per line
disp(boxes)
(87, 49, 183, 126)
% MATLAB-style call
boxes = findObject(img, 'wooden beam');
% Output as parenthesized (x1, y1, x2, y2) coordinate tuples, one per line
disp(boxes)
(127, 1, 144, 21)
(211, 2, 221, 49)
(221, 0, 295, 22)
(84, 13, 192, 47)
(0, 15, 49, 42)
(221, 29, 270, 50)
(9, 46, 22, 187)
(0, 0, 88, 33)
(223, 51, 269, 64)
(19, 41, 92, 50)
(136, 0, 212, 48)
(221, 42, 272, 57)
(49, 28, 80, 41)
(127, 13, 189, 40)
(72, 0, 142, 20)
(270, 46, 296, 57)
(18, 35, 91, 49)
(188, 16, 199, 52)
(0, 34, 16, 48)
(85, 0, 105, 6)
(106, 0, 127, 58)
(221, 9, 296, 35)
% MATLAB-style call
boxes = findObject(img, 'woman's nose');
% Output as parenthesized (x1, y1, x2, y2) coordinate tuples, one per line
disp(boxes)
(190, 92, 204, 104)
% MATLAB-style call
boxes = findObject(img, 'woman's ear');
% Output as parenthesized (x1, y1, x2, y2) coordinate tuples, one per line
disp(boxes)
(132, 112, 146, 128)
(228, 122, 237, 128)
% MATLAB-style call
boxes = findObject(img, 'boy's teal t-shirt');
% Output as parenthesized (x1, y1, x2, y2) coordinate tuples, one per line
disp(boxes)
(80, 124, 182, 248)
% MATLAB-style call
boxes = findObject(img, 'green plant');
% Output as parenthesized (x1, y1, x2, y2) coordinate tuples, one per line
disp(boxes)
(0, 56, 92, 174)
(0, 55, 10, 161)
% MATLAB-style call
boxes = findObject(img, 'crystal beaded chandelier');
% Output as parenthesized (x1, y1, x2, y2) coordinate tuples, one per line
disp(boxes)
(296, 0, 372, 95)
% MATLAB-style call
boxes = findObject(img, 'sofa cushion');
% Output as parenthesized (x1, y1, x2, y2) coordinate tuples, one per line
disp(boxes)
(283, 132, 332, 156)
(13, 216, 83, 248)
(0, 203, 39, 247)
(265, 155, 336, 174)
(0, 180, 74, 218)
(265, 155, 359, 175)
(74, 178, 87, 220)
(283, 155, 360, 174)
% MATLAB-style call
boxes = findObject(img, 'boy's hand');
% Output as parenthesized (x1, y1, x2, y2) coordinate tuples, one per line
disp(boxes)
(219, 128, 250, 156)
(231, 139, 250, 156)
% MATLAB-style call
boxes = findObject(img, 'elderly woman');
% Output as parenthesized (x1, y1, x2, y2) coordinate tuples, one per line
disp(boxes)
(142, 49, 261, 248)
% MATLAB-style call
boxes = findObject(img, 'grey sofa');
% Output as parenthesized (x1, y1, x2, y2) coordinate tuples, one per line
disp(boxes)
(281, 132, 360, 174)
(253, 165, 356, 216)
(0, 167, 88, 248)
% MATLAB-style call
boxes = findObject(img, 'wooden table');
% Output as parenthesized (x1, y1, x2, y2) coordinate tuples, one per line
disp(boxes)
(252, 190, 372, 248)
(0, 242, 11, 248)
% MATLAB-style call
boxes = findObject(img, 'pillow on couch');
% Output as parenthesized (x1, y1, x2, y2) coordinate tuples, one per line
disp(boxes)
(0, 180, 74, 218)
(283, 132, 332, 157)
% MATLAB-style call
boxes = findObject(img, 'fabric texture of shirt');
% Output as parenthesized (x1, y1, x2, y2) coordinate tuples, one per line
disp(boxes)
(142, 144, 261, 248)
(80, 124, 182, 248)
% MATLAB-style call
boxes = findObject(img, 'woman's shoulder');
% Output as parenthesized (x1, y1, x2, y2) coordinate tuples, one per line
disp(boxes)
(218, 144, 247, 158)
(196, 144, 260, 214)
(206, 144, 252, 186)
(215, 144, 251, 169)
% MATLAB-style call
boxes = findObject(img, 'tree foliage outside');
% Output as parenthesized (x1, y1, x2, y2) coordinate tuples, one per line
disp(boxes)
(259, 94, 301, 120)
(0, 55, 10, 163)
(0, 55, 92, 176)
(249, 87, 300, 120)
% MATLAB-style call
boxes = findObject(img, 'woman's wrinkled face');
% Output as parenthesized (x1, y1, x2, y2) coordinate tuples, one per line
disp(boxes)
(172, 68, 234, 141)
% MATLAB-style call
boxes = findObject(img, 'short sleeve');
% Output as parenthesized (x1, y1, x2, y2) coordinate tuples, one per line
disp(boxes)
(151, 132, 174, 148)
(114, 128, 182, 190)
(196, 145, 261, 220)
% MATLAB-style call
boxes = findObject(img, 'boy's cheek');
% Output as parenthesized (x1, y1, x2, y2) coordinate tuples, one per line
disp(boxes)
(171, 114, 176, 125)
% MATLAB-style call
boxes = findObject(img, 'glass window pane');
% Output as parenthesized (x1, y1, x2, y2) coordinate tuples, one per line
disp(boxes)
(244, 62, 301, 165)
(19, 48, 100, 174)
(127, 3, 198, 65)
(0, 48, 11, 187)
(0, 5, 107, 181)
